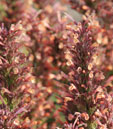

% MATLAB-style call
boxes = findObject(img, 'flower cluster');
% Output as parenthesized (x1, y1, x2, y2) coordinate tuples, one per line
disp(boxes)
(61, 21, 113, 129)
(68, 0, 113, 94)
(0, 22, 35, 128)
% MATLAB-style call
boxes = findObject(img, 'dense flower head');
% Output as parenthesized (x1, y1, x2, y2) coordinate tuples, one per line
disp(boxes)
(0, 22, 35, 128)
(61, 20, 113, 129)
(68, 0, 113, 87)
